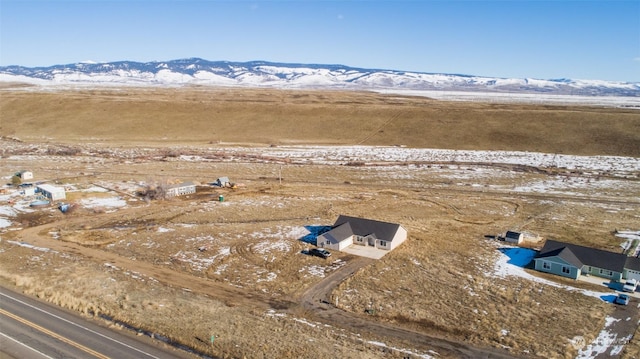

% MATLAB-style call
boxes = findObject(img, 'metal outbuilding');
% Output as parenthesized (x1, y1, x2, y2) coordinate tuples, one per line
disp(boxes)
(36, 184, 66, 201)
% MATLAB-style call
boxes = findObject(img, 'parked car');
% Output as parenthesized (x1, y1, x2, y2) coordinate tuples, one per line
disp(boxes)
(622, 279, 638, 292)
(615, 293, 630, 305)
(309, 248, 331, 259)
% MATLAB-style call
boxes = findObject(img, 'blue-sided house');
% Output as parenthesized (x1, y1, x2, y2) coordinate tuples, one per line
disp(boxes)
(534, 239, 629, 281)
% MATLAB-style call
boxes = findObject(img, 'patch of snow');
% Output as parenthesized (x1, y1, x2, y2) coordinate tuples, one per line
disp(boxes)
(0, 205, 18, 217)
(265, 309, 287, 318)
(256, 272, 277, 282)
(80, 196, 127, 209)
(213, 263, 228, 275)
(300, 264, 326, 278)
(171, 250, 216, 272)
(82, 186, 109, 192)
(6, 240, 55, 253)
(254, 240, 291, 254)
(576, 317, 627, 359)
(0, 218, 12, 228)
(364, 340, 435, 359)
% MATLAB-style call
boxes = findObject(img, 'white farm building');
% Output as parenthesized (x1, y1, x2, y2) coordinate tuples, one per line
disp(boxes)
(166, 182, 196, 197)
(36, 184, 66, 201)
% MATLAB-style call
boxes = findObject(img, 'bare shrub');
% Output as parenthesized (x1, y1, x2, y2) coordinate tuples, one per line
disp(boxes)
(138, 181, 167, 200)
(47, 146, 81, 156)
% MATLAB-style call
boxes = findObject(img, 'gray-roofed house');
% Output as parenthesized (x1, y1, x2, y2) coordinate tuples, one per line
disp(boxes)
(505, 231, 524, 244)
(316, 215, 407, 252)
(534, 239, 627, 281)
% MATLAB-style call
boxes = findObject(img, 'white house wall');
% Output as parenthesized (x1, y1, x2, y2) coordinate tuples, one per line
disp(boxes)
(49, 191, 66, 201)
(624, 269, 640, 281)
(166, 185, 196, 197)
(37, 185, 66, 201)
(317, 233, 352, 251)
(389, 226, 408, 251)
(505, 234, 523, 244)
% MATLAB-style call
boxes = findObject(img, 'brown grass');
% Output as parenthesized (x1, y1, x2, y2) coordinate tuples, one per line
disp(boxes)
(1, 87, 639, 156)
(0, 87, 639, 358)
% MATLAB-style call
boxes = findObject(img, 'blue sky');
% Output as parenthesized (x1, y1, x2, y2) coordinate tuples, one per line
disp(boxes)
(1, 0, 638, 82)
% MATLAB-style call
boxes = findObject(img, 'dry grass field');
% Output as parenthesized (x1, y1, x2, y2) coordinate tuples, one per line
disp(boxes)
(1, 86, 639, 359)
(1, 86, 639, 156)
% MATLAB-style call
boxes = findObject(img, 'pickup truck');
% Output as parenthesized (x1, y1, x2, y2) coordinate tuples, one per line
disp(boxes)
(309, 248, 331, 259)
(622, 279, 638, 292)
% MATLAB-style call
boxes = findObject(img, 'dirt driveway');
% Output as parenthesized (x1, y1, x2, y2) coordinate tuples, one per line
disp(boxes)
(579, 297, 640, 359)
(298, 255, 517, 359)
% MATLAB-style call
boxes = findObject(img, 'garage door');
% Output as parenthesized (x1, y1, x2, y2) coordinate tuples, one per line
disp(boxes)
(626, 270, 640, 281)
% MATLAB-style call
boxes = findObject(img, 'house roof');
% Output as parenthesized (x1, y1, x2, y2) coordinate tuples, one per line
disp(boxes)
(538, 246, 584, 268)
(36, 184, 65, 193)
(625, 256, 640, 271)
(167, 181, 196, 189)
(327, 222, 354, 241)
(537, 239, 626, 273)
(332, 215, 402, 241)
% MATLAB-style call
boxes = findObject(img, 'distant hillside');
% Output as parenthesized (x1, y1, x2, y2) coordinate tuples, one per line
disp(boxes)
(1, 88, 639, 157)
(1, 58, 639, 97)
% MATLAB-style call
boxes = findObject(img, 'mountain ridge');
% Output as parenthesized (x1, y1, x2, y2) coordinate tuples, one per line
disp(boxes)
(1, 58, 638, 97)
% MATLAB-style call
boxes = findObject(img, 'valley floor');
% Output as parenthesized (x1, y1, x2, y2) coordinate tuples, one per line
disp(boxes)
(1, 139, 639, 358)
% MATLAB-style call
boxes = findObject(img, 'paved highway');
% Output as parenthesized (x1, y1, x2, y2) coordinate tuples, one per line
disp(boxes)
(0, 286, 196, 359)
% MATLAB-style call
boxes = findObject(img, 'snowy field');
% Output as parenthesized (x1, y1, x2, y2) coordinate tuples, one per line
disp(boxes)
(2, 146, 638, 230)
(2, 73, 639, 108)
(192, 145, 640, 174)
(376, 89, 640, 108)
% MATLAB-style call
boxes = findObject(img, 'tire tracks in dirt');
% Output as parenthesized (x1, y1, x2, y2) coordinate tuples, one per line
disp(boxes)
(9, 181, 634, 358)
(295, 256, 518, 359)
(10, 217, 295, 311)
(12, 215, 519, 358)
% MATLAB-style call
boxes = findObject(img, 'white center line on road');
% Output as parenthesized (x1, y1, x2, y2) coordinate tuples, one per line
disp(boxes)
(0, 291, 161, 359)
(0, 331, 56, 359)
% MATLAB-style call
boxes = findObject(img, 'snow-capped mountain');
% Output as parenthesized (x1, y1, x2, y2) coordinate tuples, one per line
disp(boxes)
(0, 58, 638, 97)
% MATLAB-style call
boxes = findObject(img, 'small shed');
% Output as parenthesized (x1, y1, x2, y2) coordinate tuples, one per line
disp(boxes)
(505, 231, 524, 244)
(15, 170, 34, 180)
